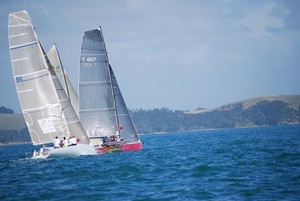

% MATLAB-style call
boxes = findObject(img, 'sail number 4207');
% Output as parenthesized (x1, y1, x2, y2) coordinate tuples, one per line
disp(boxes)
(86, 57, 96, 62)
(81, 57, 96, 62)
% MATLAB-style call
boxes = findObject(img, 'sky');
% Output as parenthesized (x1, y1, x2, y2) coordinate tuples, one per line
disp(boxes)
(1, 0, 300, 113)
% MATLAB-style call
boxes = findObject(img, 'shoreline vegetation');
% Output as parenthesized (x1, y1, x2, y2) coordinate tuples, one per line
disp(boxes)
(1, 95, 300, 144)
(140, 123, 300, 135)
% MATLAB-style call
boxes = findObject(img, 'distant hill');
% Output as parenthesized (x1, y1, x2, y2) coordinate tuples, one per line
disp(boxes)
(0, 106, 26, 130)
(184, 95, 300, 129)
(0, 113, 26, 130)
(131, 95, 300, 133)
(189, 95, 300, 114)
(0, 106, 14, 114)
(0, 109, 29, 144)
(1, 95, 300, 144)
(0, 128, 30, 145)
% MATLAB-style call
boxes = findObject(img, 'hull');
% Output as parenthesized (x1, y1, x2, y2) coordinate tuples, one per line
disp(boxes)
(32, 144, 96, 159)
(50, 144, 96, 157)
(96, 141, 143, 154)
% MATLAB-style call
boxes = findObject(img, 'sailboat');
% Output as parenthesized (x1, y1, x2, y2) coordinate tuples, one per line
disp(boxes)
(8, 10, 95, 158)
(79, 28, 142, 153)
(48, 30, 143, 153)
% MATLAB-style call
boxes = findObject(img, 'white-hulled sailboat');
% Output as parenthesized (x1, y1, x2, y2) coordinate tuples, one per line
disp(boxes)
(8, 10, 95, 158)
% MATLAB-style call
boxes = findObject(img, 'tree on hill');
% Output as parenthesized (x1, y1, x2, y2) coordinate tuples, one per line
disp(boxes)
(0, 106, 14, 114)
(0, 128, 30, 144)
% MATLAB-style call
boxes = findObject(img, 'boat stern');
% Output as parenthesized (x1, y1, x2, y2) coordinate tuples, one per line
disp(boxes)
(121, 141, 143, 151)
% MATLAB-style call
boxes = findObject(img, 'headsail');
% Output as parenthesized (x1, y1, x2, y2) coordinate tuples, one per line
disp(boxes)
(109, 65, 140, 143)
(79, 27, 140, 144)
(8, 10, 90, 145)
(47, 44, 79, 117)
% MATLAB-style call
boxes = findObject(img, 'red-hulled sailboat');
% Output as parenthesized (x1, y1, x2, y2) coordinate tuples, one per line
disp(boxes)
(79, 28, 142, 153)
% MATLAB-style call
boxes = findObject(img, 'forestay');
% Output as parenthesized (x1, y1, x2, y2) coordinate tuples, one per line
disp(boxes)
(8, 10, 90, 145)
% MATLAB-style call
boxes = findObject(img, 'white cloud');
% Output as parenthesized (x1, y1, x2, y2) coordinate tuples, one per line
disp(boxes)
(236, 2, 289, 38)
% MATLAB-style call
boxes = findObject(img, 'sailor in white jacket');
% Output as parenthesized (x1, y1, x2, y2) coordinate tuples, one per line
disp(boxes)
(54, 136, 60, 148)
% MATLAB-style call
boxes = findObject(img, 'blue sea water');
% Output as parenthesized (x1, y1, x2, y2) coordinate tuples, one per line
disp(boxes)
(0, 125, 300, 201)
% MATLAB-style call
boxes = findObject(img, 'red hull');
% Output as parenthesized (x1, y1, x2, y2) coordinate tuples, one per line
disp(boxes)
(96, 141, 142, 154)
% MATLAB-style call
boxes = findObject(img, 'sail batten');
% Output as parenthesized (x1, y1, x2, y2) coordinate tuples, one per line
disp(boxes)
(10, 41, 38, 50)
(9, 33, 29, 38)
(80, 81, 110, 85)
(11, 57, 30, 62)
(80, 108, 116, 112)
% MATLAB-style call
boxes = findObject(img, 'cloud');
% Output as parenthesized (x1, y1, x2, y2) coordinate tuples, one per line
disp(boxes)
(235, 2, 289, 38)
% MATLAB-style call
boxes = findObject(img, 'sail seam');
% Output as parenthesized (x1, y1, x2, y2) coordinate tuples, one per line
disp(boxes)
(15, 73, 48, 83)
(9, 23, 31, 28)
(10, 41, 38, 50)
(22, 105, 57, 113)
(81, 53, 106, 55)
(80, 81, 110, 83)
(80, 108, 115, 112)
(118, 114, 129, 116)
(66, 120, 81, 124)
(59, 98, 69, 102)
(10, 13, 30, 23)
(11, 57, 30, 62)
(17, 89, 34, 93)
(9, 33, 29, 38)
(14, 69, 47, 77)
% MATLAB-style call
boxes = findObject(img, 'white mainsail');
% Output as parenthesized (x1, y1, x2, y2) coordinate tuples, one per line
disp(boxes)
(8, 10, 90, 145)
(47, 44, 79, 117)
(79, 27, 140, 144)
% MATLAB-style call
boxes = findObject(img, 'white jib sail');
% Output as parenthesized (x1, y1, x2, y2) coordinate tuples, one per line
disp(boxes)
(47, 44, 79, 117)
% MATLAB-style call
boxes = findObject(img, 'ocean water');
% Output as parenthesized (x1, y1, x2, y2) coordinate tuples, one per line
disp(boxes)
(0, 125, 300, 201)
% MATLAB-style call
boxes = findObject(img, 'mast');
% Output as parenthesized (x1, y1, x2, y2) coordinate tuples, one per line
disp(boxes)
(54, 43, 71, 99)
(98, 26, 121, 135)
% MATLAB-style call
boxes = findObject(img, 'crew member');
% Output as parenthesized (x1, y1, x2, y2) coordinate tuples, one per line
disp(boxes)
(54, 136, 60, 148)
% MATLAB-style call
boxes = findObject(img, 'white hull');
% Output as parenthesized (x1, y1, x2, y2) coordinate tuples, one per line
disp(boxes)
(32, 144, 96, 159)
